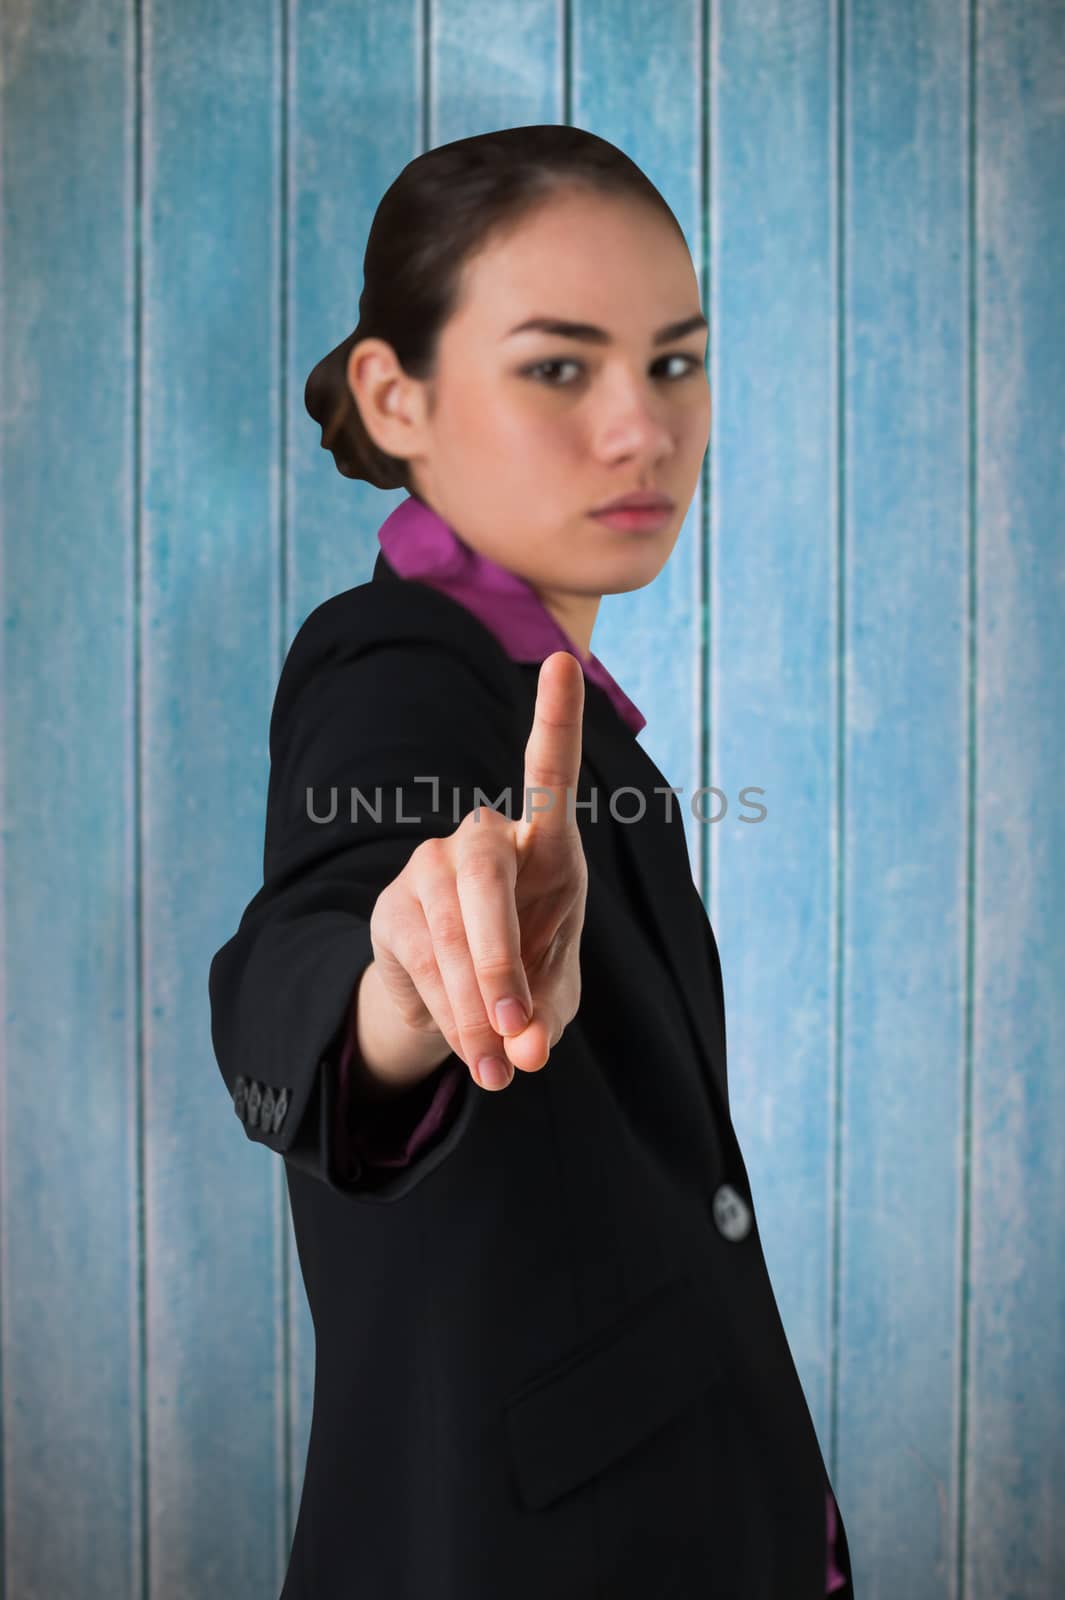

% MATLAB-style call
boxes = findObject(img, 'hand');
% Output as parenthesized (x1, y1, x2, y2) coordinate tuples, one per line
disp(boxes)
(368, 651, 588, 1090)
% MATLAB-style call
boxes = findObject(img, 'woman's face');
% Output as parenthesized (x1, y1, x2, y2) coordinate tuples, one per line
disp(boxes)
(349, 187, 711, 651)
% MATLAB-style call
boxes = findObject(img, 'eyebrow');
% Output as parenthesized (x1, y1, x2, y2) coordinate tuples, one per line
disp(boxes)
(503, 313, 709, 346)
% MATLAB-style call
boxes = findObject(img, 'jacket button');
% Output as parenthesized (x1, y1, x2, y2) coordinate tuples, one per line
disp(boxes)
(233, 1076, 249, 1120)
(271, 1088, 289, 1133)
(260, 1084, 276, 1128)
(246, 1080, 263, 1130)
(712, 1183, 752, 1241)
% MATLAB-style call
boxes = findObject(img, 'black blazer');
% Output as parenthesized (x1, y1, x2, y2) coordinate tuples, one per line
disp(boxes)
(208, 550, 855, 1600)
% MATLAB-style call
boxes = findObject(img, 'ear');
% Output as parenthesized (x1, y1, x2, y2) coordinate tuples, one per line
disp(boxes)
(346, 338, 427, 464)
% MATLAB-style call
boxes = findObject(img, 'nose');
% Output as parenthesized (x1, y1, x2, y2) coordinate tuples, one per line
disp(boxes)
(594, 392, 675, 458)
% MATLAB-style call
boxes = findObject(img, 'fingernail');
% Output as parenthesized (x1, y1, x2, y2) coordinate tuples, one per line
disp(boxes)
(494, 997, 529, 1034)
(477, 1055, 510, 1090)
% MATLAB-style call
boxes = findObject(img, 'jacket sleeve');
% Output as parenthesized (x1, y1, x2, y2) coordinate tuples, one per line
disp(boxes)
(207, 595, 525, 1202)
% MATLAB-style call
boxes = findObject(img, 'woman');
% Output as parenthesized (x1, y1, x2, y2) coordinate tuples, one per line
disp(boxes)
(209, 124, 854, 1600)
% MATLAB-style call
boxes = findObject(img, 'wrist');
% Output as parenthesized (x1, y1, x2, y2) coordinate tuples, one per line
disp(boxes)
(351, 960, 455, 1102)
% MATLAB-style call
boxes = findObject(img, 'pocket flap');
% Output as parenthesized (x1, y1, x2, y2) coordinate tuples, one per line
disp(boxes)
(502, 1270, 722, 1512)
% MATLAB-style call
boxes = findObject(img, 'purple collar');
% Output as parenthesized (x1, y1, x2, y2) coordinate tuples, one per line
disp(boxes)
(376, 495, 646, 736)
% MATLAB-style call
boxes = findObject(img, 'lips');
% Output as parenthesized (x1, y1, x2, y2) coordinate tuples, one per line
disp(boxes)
(591, 492, 675, 514)
(588, 502, 674, 533)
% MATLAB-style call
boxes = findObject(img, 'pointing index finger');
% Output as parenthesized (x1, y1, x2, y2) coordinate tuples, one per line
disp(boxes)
(519, 650, 585, 842)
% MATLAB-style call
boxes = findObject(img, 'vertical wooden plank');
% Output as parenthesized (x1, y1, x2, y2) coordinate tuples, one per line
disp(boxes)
(712, 0, 839, 1509)
(970, 1, 1065, 1593)
(0, 4, 142, 1597)
(290, 0, 425, 618)
(145, 1, 281, 1593)
(561, 0, 707, 877)
(285, 0, 423, 1532)
(843, 0, 970, 1592)
(432, 1, 562, 175)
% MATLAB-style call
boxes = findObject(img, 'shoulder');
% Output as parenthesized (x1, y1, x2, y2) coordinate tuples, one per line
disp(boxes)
(269, 576, 524, 757)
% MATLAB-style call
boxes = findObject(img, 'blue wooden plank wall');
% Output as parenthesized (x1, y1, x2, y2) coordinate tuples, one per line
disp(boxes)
(2, 1, 1062, 1596)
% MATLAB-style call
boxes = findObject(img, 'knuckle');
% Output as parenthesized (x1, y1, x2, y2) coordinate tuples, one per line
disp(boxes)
(393, 990, 437, 1032)
(368, 896, 389, 942)
(414, 834, 448, 868)
(475, 952, 520, 984)
(527, 764, 574, 794)
(371, 877, 401, 923)
(428, 909, 467, 952)
(371, 893, 413, 953)
(453, 1003, 493, 1037)
(459, 802, 507, 834)
(458, 848, 509, 887)
(403, 946, 440, 990)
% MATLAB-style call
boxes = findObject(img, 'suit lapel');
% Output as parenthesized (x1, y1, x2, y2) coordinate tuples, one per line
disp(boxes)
(577, 712, 730, 1121)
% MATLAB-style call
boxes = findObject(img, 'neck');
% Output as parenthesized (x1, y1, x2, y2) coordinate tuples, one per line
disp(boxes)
(534, 588, 600, 660)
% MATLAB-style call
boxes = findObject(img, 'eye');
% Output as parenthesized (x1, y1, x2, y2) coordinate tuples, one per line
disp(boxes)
(520, 353, 703, 387)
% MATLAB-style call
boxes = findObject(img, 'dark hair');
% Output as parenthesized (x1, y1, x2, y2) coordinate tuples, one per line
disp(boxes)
(303, 125, 686, 493)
